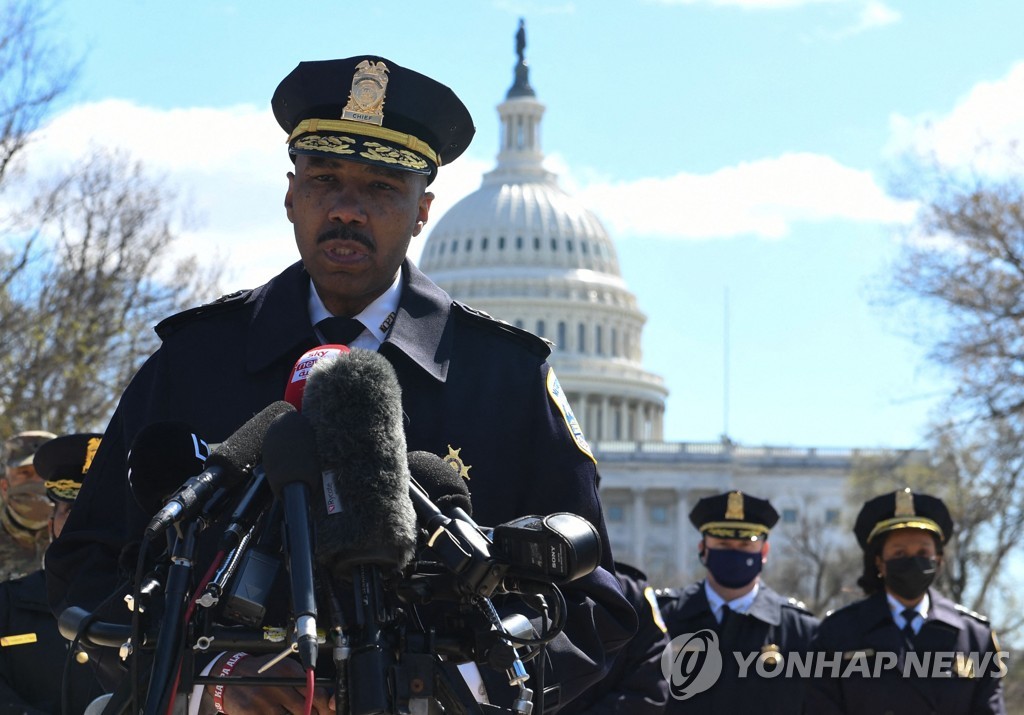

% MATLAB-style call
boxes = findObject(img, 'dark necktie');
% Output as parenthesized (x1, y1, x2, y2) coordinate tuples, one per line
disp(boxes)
(317, 317, 365, 345)
(901, 607, 918, 643)
(719, 604, 739, 643)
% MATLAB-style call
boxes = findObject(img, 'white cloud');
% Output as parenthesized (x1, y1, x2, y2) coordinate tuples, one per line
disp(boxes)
(651, 0, 900, 37)
(15, 99, 911, 290)
(568, 153, 916, 240)
(654, 0, 838, 7)
(19, 100, 309, 289)
(831, 0, 900, 36)
(651, 0, 893, 13)
(886, 61, 1024, 174)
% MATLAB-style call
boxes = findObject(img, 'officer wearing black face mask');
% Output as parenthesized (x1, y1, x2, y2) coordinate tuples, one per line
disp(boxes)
(807, 488, 1006, 714)
(658, 491, 819, 714)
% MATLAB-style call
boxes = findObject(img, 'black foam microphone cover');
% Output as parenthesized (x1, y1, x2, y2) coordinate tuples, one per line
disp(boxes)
(205, 401, 295, 484)
(146, 401, 295, 537)
(302, 348, 417, 581)
(128, 421, 210, 515)
(407, 450, 473, 516)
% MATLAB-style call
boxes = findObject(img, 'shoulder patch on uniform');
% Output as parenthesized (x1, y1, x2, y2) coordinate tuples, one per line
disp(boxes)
(954, 603, 990, 623)
(451, 301, 552, 358)
(546, 367, 594, 463)
(155, 289, 253, 339)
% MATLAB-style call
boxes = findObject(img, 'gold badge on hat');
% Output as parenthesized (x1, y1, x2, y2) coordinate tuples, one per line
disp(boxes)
(726, 491, 745, 520)
(444, 445, 472, 481)
(895, 487, 915, 517)
(342, 60, 389, 126)
(83, 436, 101, 474)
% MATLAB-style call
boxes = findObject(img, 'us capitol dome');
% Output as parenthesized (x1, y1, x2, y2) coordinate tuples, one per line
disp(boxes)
(419, 27, 668, 444)
(417, 23, 915, 597)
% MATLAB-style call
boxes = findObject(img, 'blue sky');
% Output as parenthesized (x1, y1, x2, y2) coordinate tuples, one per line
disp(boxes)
(23, 0, 1024, 449)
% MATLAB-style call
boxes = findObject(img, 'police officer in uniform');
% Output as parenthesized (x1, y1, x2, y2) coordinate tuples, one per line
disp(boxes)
(0, 431, 56, 581)
(47, 54, 637, 714)
(563, 561, 670, 715)
(807, 488, 1006, 714)
(658, 491, 818, 714)
(0, 433, 106, 714)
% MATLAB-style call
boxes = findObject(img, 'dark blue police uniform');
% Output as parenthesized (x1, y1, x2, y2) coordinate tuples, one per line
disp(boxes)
(562, 562, 669, 715)
(807, 589, 1006, 714)
(45, 258, 637, 709)
(658, 580, 818, 715)
(0, 570, 105, 714)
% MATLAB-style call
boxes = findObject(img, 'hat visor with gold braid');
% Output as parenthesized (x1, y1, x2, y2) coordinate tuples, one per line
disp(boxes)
(285, 59, 436, 176)
(867, 517, 944, 543)
(700, 522, 771, 540)
(44, 478, 82, 503)
(288, 118, 436, 176)
(865, 488, 946, 545)
(699, 492, 771, 540)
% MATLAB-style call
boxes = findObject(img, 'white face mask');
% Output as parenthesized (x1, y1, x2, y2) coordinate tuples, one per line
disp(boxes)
(5, 481, 54, 530)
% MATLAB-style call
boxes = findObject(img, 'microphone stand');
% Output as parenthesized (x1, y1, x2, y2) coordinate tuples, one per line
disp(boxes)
(348, 564, 391, 715)
(143, 520, 199, 715)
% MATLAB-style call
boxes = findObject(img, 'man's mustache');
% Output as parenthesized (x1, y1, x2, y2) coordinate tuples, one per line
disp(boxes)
(317, 226, 374, 251)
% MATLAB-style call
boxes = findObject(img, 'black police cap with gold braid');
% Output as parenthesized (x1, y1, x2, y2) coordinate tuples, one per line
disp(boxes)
(689, 491, 779, 541)
(272, 56, 475, 182)
(854, 487, 953, 550)
(33, 433, 101, 503)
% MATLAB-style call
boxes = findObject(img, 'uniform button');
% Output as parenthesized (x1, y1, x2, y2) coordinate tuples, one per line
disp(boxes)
(75, 650, 89, 664)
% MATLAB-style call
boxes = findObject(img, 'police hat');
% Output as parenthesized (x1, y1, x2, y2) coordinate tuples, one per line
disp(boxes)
(4, 430, 57, 469)
(33, 433, 101, 503)
(272, 56, 475, 182)
(689, 491, 779, 540)
(853, 487, 953, 550)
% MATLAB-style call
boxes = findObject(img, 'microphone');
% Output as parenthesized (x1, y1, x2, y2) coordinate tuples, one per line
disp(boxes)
(283, 344, 349, 410)
(301, 348, 417, 582)
(407, 451, 600, 588)
(406, 450, 505, 597)
(145, 401, 296, 538)
(407, 450, 474, 522)
(405, 453, 531, 692)
(262, 409, 321, 671)
(128, 421, 210, 516)
(218, 465, 271, 551)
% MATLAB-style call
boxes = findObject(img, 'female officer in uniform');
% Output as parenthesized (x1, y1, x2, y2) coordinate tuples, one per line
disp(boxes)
(807, 488, 1005, 714)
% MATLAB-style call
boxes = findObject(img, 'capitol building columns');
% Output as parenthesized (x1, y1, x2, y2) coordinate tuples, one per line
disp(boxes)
(676, 488, 692, 580)
(630, 487, 646, 566)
